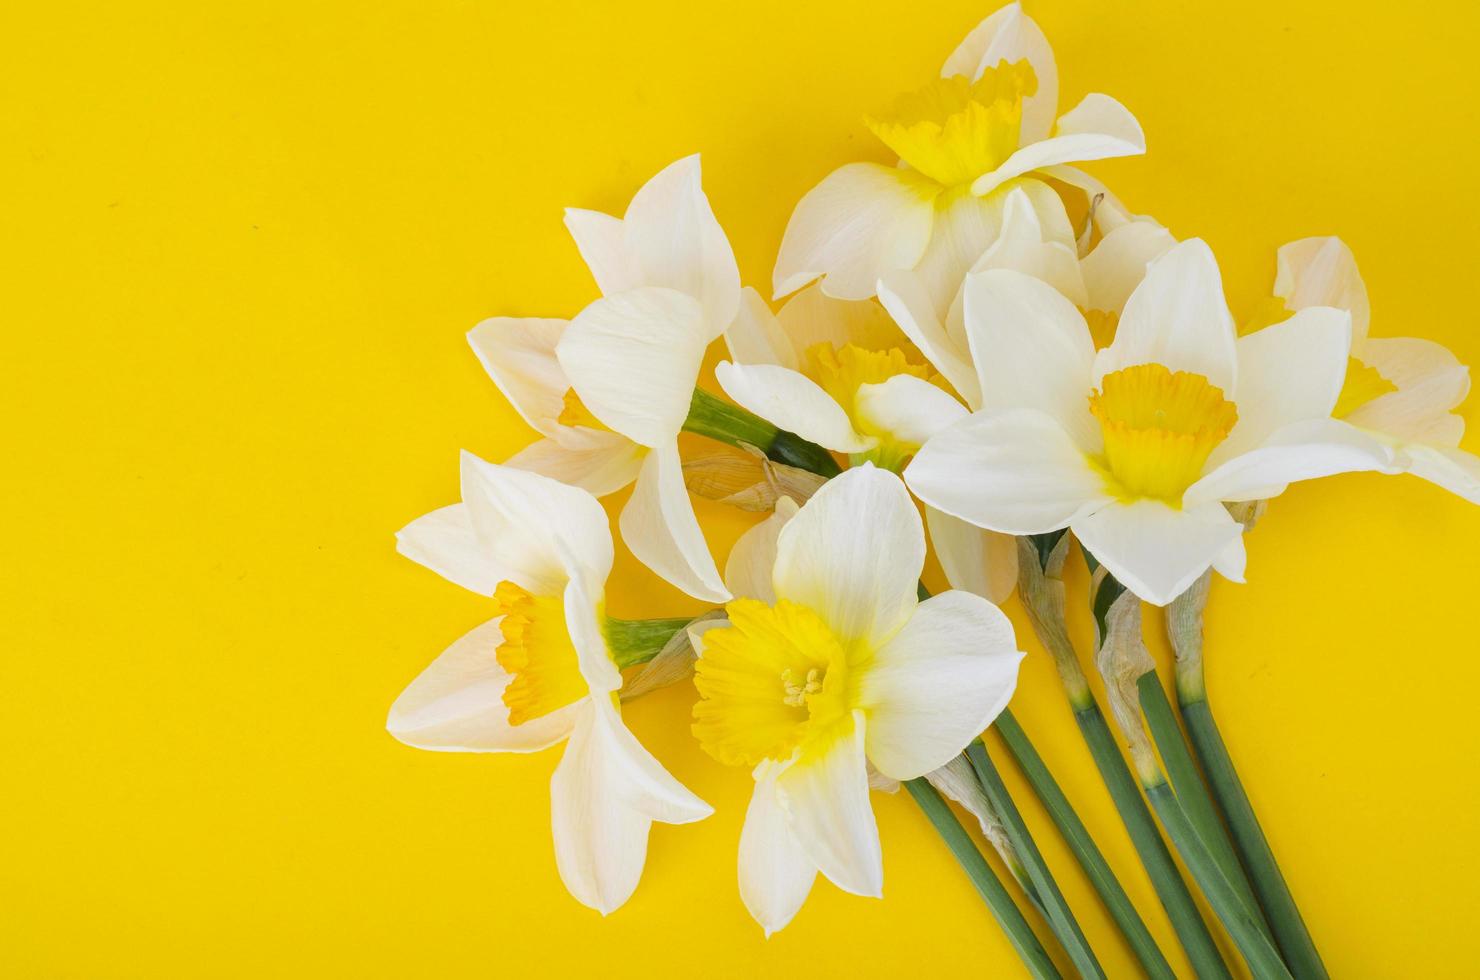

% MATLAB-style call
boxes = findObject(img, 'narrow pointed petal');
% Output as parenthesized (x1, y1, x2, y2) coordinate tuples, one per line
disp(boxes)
(467, 317, 570, 435)
(387, 618, 581, 752)
(1097, 238, 1237, 393)
(971, 94, 1145, 197)
(619, 443, 730, 602)
(861, 591, 1024, 780)
(906, 409, 1110, 534)
(1072, 500, 1243, 606)
(395, 503, 503, 595)
(725, 286, 799, 369)
(776, 714, 883, 898)
(715, 360, 872, 454)
(774, 163, 937, 301)
(504, 431, 646, 498)
(926, 506, 1019, 604)
(557, 287, 709, 447)
(739, 767, 819, 936)
(564, 207, 642, 296)
(724, 497, 800, 603)
(965, 187, 1086, 306)
(1186, 418, 1395, 507)
(772, 465, 923, 648)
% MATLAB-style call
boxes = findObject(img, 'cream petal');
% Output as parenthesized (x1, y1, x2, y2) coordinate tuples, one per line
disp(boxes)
(964, 187, 1086, 307)
(460, 451, 614, 594)
(1185, 418, 1395, 507)
(724, 497, 800, 603)
(557, 287, 709, 447)
(925, 506, 1019, 604)
(1097, 239, 1237, 393)
(854, 375, 969, 448)
(1274, 237, 1371, 342)
(1402, 444, 1480, 504)
(1072, 500, 1243, 606)
(1347, 343, 1471, 443)
(942, 2, 1059, 144)
(505, 432, 646, 498)
(619, 443, 730, 602)
(738, 766, 819, 937)
(860, 590, 1024, 780)
(776, 280, 910, 353)
(467, 317, 570, 436)
(725, 286, 799, 369)
(715, 360, 873, 454)
(1212, 306, 1353, 466)
(971, 94, 1145, 197)
(564, 208, 642, 296)
(912, 186, 1008, 316)
(395, 503, 504, 595)
(775, 713, 883, 898)
(905, 409, 1111, 535)
(962, 268, 1100, 449)
(773, 163, 938, 301)
(772, 464, 923, 649)
(876, 270, 980, 407)
(386, 618, 582, 753)
(1355, 336, 1466, 392)
(1081, 219, 1176, 314)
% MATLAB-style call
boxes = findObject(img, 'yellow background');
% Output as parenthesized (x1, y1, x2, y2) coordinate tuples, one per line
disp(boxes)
(4, 1, 1478, 976)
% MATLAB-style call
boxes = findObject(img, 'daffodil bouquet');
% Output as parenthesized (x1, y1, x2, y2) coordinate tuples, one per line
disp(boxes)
(386, 4, 1479, 978)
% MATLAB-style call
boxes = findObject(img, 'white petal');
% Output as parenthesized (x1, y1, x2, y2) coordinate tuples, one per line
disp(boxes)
(861, 591, 1024, 780)
(911, 186, 1008, 316)
(724, 497, 800, 603)
(1402, 444, 1480, 504)
(906, 409, 1110, 534)
(505, 432, 646, 498)
(395, 503, 503, 595)
(962, 268, 1100, 449)
(1211, 535, 1246, 584)
(1097, 239, 1237, 393)
(460, 451, 614, 594)
(715, 360, 872, 454)
(774, 163, 938, 301)
(1274, 237, 1371, 342)
(620, 154, 740, 332)
(1072, 500, 1243, 606)
(564, 208, 642, 296)
(738, 767, 819, 936)
(619, 443, 730, 602)
(1081, 220, 1177, 314)
(1212, 306, 1353, 465)
(725, 286, 798, 369)
(775, 713, 883, 898)
(965, 187, 1086, 307)
(942, 2, 1059, 144)
(971, 94, 1145, 197)
(1347, 344, 1471, 443)
(926, 506, 1019, 604)
(550, 699, 711, 915)
(776, 280, 910, 353)
(876, 270, 981, 407)
(561, 572, 623, 696)
(773, 464, 923, 648)
(1185, 418, 1395, 507)
(855, 375, 969, 448)
(557, 287, 708, 447)
(467, 317, 569, 435)
(387, 618, 581, 752)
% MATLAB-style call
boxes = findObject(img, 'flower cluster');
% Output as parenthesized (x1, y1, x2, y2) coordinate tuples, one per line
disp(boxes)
(388, 3, 1476, 972)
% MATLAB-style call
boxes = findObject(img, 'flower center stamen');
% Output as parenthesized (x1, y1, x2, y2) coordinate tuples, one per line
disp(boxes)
(490, 580, 589, 725)
(865, 61, 1037, 187)
(1088, 363, 1238, 504)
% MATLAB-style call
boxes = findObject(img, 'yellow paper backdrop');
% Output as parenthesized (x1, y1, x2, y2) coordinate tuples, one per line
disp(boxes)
(4, 1, 1478, 976)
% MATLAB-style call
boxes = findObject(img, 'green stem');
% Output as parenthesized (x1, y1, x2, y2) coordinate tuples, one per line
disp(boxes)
(682, 387, 840, 476)
(994, 710, 1175, 980)
(603, 616, 693, 669)
(1074, 700, 1232, 980)
(1142, 779, 1293, 980)
(966, 740, 1106, 980)
(1179, 692, 1329, 979)
(1136, 671, 1272, 944)
(904, 778, 1063, 979)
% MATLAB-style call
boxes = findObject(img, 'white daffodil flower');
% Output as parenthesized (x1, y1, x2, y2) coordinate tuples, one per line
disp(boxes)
(906, 239, 1395, 605)
(772, 1, 1144, 315)
(689, 465, 1025, 935)
(389, 454, 712, 914)
(468, 154, 739, 601)
(1256, 237, 1478, 503)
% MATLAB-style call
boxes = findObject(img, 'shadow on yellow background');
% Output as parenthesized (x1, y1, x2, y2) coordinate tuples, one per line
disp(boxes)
(3, 1, 1478, 976)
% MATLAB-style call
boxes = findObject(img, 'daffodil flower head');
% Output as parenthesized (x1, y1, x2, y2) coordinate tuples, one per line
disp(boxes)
(462, 154, 742, 602)
(1257, 236, 1479, 503)
(689, 465, 1025, 934)
(388, 454, 712, 914)
(906, 239, 1396, 605)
